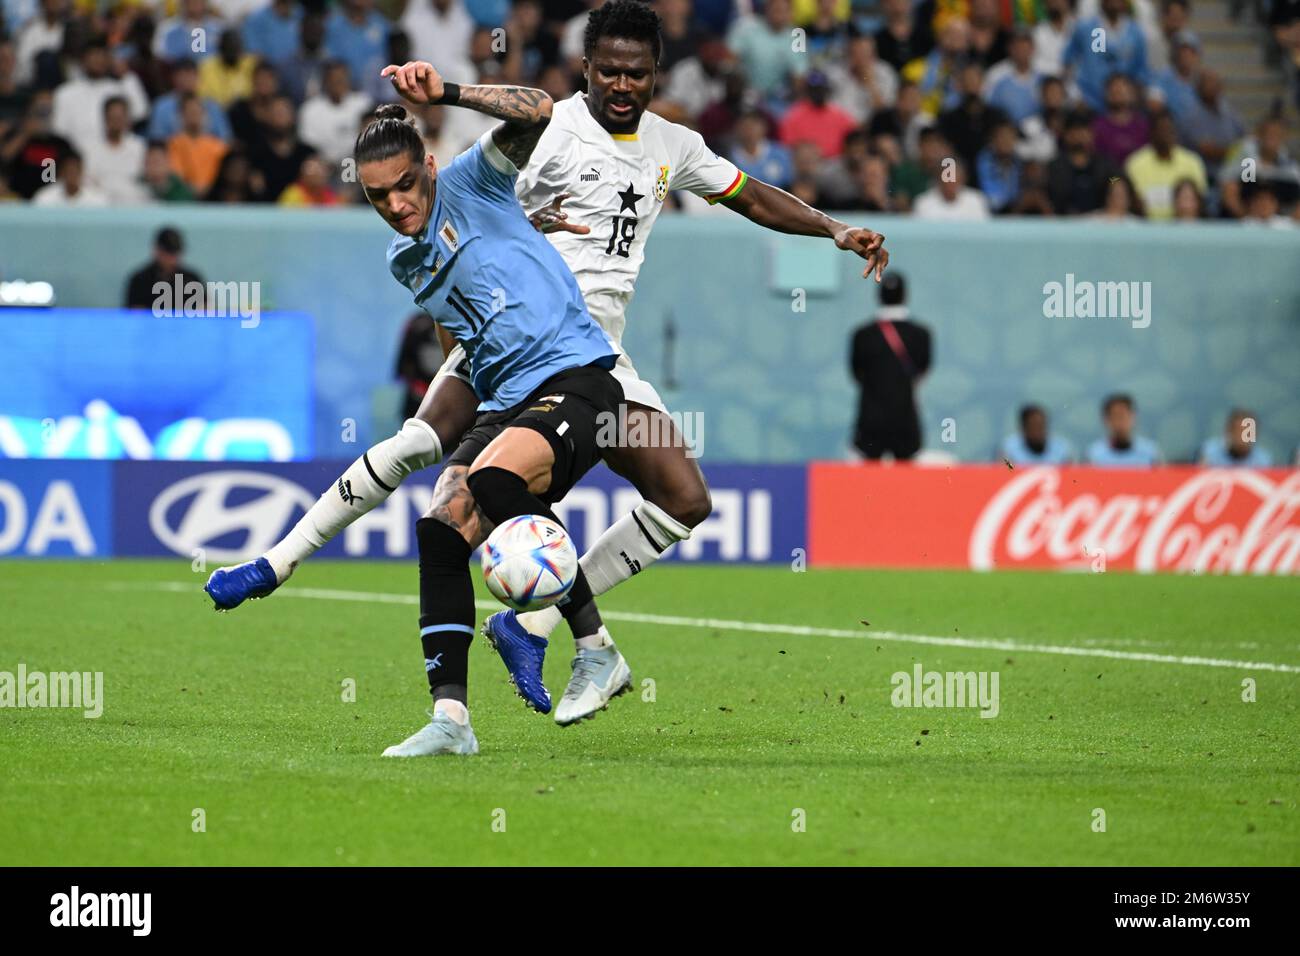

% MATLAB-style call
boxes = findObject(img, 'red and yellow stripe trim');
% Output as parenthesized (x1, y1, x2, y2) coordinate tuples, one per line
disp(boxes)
(705, 171, 748, 205)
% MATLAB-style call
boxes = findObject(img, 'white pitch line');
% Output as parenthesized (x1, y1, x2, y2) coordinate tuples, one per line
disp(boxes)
(123, 581, 1300, 674)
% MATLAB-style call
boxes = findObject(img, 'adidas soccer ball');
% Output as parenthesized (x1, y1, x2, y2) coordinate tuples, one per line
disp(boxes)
(481, 514, 578, 611)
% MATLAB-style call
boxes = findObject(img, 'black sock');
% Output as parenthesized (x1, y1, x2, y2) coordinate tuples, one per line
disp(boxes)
(467, 466, 603, 638)
(416, 516, 474, 703)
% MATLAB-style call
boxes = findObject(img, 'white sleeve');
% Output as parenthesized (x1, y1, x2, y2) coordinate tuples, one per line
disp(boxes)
(513, 122, 569, 212)
(667, 123, 746, 204)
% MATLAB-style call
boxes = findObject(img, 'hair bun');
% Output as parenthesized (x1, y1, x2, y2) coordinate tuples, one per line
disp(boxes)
(375, 103, 413, 124)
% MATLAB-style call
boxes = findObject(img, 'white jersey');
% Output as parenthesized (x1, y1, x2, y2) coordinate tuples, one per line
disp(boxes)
(515, 93, 746, 349)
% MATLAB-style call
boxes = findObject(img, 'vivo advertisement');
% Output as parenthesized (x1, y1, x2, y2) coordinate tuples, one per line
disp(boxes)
(0, 309, 314, 461)
(0, 460, 806, 563)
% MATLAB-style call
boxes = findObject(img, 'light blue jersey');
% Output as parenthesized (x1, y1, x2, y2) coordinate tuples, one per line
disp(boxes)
(387, 133, 615, 412)
(1086, 436, 1162, 467)
(1000, 433, 1073, 466)
(1200, 438, 1274, 468)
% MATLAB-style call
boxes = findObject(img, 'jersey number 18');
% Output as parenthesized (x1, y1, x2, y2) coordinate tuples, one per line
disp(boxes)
(605, 216, 637, 258)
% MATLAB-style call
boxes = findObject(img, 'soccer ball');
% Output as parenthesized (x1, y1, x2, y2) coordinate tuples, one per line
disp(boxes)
(481, 514, 578, 611)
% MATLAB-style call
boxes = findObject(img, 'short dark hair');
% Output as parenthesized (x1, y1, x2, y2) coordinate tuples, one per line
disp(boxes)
(102, 95, 128, 117)
(1019, 404, 1046, 427)
(879, 272, 906, 306)
(1102, 393, 1135, 415)
(354, 103, 425, 166)
(584, 0, 663, 64)
(1226, 408, 1255, 426)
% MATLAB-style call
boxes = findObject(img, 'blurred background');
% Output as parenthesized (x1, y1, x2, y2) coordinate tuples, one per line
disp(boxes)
(0, 0, 1297, 568)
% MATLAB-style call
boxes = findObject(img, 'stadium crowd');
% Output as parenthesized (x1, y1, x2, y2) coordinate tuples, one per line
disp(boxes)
(3, 0, 1299, 220)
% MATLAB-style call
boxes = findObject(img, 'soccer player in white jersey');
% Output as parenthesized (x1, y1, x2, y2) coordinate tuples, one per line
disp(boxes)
(205, 0, 890, 726)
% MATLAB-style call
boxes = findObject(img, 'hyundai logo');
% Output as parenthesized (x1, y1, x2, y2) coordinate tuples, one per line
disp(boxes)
(149, 471, 316, 561)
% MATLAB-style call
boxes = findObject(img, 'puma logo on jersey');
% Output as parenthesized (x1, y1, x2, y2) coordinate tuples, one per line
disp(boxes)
(337, 478, 364, 506)
(581, 167, 601, 182)
(620, 551, 642, 575)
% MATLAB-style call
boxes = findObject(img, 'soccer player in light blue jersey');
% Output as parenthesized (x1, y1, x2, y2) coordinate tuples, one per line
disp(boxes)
(211, 63, 630, 756)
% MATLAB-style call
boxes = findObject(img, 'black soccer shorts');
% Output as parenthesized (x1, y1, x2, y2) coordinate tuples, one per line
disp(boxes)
(443, 362, 623, 503)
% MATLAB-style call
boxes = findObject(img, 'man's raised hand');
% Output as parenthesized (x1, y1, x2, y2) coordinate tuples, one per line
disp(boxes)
(381, 61, 444, 105)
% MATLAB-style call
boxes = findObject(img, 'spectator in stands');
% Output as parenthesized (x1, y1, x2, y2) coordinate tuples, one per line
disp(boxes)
(246, 93, 315, 201)
(205, 147, 261, 202)
(967, 0, 1010, 68)
(142, 140, 196, 202)
(325, 0, 389, 95)
(656, 0, 708, 74)
(124, 226, 207, 311)
(0, 90, 69, 199)
(278, 155, 340, 206)
(167, 92, 227, 195)
(31, 149, 107, 206)
(281, 10, 330, 105)
(1218, 117, 1300, 218)
(242, 0, 303, 67)
(86, 95, 146, 204)
(1148, 0, 1193, 73)
(731, 107, 793, 188)
(155, 0, 225, 64)
(905, 16, 969, 117)
(1200, 409, 1274, 467)
(726, 0, 807, 98)
(229, 61, 281, 145)
(1032, 0, 1076, 77)
(1017, 75, 1066, 163)
(197, 28, 257, 109)
(1125, 110, 1207, 219)
(367, 29, 413, 103)
(819, 128, 871, 205)
(1045, 113, 1118, 214)
(147, 59, 232, 143)
(828, 34, 899, 126)
(1000, 404, 1074, 465)
(787, 140, 825, 205)
(1242, 183, 1296, 228)
(121, 13, 170, 102)
(867, 79, 930, 160)
(51, 36, 148, 155)
(1008, 160, 1056, 215)
(938, 63, 1008, 174)
(1086, 394, 1162, 466)
(1179, 69, 1244, 168)
(913, 157, 991, 219)
(1091, 73, 1150, 167)
(665, 39, 735, 119)
(1065, 0, 1149, 111)
(983, 28, 1041, 126)
(804, 0, 854, 60)
(1170, 177, 1204, 220)
(402, 0, 475, 84)
(849, 152, 905, 211)
(850, 272, 932, 461)
(875, 0, 935, 74)
(14, 0, 65, 87)
(892, 125, 949, 203)
(778, 70, 856, 159)
(299, 60, 372, 171)
(977, 119, 1023, 213)
(1090, 171, 1145, 220)
(1147, 33, 1199, 125)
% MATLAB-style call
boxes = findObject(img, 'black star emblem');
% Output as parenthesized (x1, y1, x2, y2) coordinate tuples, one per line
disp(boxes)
(616, 182, 644, 214)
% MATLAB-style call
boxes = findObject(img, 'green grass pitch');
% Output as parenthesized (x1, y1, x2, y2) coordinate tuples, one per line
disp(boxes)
(1, 559, 1296, 866)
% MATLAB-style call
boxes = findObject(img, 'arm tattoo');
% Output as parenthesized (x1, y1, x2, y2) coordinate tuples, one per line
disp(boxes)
(454, 85, 552, 168)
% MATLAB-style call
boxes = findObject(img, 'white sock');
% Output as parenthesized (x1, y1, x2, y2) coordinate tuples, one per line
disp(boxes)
(433, 698, 468, 724)
(575, 625, 613, 651)
(263, 419, 441, 581)
(516, 501, 693, 641)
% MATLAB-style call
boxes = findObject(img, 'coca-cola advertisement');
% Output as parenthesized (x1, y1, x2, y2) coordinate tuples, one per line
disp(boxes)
(809, 464, 1300, 575)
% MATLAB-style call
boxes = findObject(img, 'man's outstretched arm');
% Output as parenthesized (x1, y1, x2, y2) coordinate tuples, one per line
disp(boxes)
(722, 177, 889, 281)
(381, 60, 552, 168)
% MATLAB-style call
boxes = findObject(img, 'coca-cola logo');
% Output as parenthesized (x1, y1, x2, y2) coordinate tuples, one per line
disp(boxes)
(969, 468, 1300, 574)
